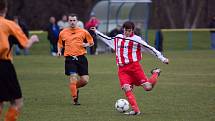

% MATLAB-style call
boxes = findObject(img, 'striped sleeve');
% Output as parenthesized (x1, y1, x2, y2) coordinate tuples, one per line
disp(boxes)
(134, 37, 167, 62)
(95, 30, 114, 49)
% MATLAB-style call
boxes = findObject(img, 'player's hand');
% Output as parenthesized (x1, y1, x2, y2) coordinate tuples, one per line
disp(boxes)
(30, 35, 39, 43)
(83, 43, 90, 47)
(57, 51, 61, 57)
(90, 27, 96, 31)
(163, 58, 169, 64)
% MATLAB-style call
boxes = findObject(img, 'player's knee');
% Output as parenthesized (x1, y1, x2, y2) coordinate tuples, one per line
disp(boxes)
(80, 76, 89, 84)
(18, 102, 24, 110)
(80, 79, 88, 86)
(142, 82, 153, 91)
(11, 98, 23, 111)
(122, 84, 132, 92)
(69, 74, 78, 82)
(82, 78, 89, 83)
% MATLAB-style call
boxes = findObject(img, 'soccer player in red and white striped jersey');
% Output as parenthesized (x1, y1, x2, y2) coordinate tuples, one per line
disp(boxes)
(92, 21, 169, 115)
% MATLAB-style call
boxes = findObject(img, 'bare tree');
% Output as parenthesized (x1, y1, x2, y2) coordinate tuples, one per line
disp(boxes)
(162, 0, 176, 28)
(191, 0, 205, 28)
(6, 0, 215, 29)
(156, 0, 207, 28)
(183, 0, 195, 28)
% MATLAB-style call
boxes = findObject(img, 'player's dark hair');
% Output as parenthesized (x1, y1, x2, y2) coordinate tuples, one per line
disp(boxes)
(0, 0, 7, 12)
(68, 13, 78, 20)
(123, 21, 135, 30)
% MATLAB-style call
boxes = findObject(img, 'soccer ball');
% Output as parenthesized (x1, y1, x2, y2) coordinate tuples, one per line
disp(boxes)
(115, 99, 129, 113)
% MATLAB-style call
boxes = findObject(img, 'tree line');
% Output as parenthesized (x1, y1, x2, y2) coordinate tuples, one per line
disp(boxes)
(6, 0, 215, 30)
(150, 0, 215, 29)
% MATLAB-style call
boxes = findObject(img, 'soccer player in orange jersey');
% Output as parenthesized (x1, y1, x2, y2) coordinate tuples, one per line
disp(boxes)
(57, 13, 94, 105)
(0, 0, 39, 120)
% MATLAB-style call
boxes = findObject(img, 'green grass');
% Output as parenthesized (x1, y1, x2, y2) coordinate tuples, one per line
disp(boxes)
(8, 50, 215, 121)
(147, 30, 211, 50)
(1, 32, 215, 121)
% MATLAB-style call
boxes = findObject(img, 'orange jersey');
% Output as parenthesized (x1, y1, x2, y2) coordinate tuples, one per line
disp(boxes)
(58, 27, 94, 56)
(0, 16, 28, 61)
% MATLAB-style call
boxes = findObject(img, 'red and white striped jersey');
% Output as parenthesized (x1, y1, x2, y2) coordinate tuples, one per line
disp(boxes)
(95, 30, 167, 65)
(114, 34, 142, 65)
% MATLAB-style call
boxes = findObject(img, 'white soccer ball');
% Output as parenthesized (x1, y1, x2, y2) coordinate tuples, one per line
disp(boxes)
(115, 99, 129, 113)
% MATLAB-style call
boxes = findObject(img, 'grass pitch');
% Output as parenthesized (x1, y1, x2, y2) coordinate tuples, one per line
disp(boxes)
(1, 50, 213, 121)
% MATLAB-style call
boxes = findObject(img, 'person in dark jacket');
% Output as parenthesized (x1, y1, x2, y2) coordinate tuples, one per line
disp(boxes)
(209, 15, 215, 49)
(10, 16, 30, 55)
(47, 16, 60, 56)
(109, 25, 122, 37)
(154, 29, 163, 52)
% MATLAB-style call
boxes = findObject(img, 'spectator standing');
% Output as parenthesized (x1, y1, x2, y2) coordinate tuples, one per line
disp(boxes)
(47, 16, 60, 56)
(77, 20, 84, 29)
(11, 16, 30, 55)
(154, 29, 163, 52)
(109, 25, 122, 37)
(57, 14, 69, 31)
(85, 13, 100, 55)
(209, 15, 215, 49)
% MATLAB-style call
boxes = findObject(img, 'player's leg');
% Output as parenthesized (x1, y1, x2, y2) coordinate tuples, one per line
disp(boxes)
(4, 98, 23, 121)
(118, 65, 140, 115)
(141, 68, 161, 91)
(65, 57, 80, 105)
(77, 75, 89, 88)
(73, 55, 89, 104)
(122, 84, 141, 115)
(69, 73, 80, 105)
(146, 68, 161, 91)
(70, 74, 89, 105)
(132, 62, 161, 91)
(72, 75, 89, 105)
(130, 62, 153, 91)
(76, 55, 89, 88)
(0, 60, 23, 120)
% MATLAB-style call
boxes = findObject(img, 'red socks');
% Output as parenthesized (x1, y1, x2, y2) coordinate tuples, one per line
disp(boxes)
(125, 91, 140, 112)
(4, 107, 19, 121)
(69, 81, 78, 99)
(148, 72, 158, 86)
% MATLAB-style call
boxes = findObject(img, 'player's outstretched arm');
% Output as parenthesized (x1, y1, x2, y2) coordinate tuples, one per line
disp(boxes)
(138, 39, 169, 64)
(90, 27, 114, 49)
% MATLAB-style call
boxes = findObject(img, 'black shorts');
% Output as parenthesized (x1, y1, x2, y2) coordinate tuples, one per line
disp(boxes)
(65, 55, 88, 76)
(0, 60, 22, 101)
